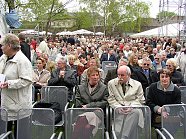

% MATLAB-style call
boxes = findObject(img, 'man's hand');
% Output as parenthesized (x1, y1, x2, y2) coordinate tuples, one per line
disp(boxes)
(82, 105, 87, 108)
(59, 70, 65, 78)
(0, 82, 8, 89)
(117, 107, 133, 114)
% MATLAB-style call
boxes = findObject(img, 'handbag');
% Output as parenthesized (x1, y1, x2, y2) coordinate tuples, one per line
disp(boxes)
(33, 102, 62, 124)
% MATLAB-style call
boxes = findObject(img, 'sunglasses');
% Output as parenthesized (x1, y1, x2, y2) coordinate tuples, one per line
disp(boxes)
(166, 65, 172, 67)
(155, 58, 159, 60)
(143, 63, 150, 66)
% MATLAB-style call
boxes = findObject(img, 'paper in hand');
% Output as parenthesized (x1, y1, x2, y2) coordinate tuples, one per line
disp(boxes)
(0, 74, 6, 83)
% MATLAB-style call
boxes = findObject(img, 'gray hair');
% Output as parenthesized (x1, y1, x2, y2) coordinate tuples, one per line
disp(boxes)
(57, 57, 67, 64)
(142, 57, 152, 65)
(0, 33, 21, 50)
(119, 58, 128, 64)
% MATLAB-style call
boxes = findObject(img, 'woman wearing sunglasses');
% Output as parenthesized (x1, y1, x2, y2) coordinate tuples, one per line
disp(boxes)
(165, 58, 185, 86)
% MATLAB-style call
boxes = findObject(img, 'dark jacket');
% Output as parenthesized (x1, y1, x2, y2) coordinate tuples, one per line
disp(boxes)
(146, 82, 181, 124)
(75, 82, 108, 110)
(48, 68, 77, 92)
(0, 44, 3, 57)
(20, 41, 31, 61)
(100, 53, 116, 64)
(171, 70, 185, 86)
(104, 66, 142, 86)
(138, 67, 159, 90)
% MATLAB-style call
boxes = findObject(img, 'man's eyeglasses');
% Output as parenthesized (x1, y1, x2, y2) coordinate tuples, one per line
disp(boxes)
(166, 65, 172, 67)
(155, 58, 159, 60)
(143, 63, 150, 66)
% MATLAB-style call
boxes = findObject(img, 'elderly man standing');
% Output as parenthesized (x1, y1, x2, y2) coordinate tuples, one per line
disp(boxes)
(108, 65, 145, 139)
(0, 33, 33, 138)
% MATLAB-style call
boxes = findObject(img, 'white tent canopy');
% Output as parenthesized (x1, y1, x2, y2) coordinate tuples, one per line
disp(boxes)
(20, 30, 39, 35)
(56, 31, 75, 36)
(72, 29, 94, 35)
(95, 32, 104, 35)
(131, 23, 184, 37)
(39, 31, 52, 35)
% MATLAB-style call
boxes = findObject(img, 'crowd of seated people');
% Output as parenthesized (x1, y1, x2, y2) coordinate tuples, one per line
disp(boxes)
(1, 33, 186, 139)
(30, 35, 186, 138)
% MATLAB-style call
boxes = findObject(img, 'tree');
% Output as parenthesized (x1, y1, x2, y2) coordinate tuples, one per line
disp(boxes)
(74, 9, 93, 30)
(78, 0, 150, 35)
(156, 11, 177, 20)
(5, 0, 15, 12)
(16, 0, 74, 35)
(78, 0, 102, 33)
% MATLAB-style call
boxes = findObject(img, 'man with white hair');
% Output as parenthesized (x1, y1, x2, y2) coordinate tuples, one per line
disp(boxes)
(48, 57, 77, 100)
(108, 65, 145, 139)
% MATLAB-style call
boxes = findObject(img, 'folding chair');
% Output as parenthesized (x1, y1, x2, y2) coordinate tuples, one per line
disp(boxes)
(112, 106, 151, 139)
(65, 108, 109, 139)
(17, 108, 56, 139)
(0, 108, 14, 139)
(179, 86, 186, 104)
(161, 104, 186, 139)
(145, 86, 150, 100)
(102, 61, 117, 70)
(40, 86, 69, 126)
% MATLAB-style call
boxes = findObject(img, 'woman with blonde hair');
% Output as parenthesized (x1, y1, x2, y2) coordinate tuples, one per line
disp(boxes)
(128, 53, 140, 71)
(166, 58, 185, 86)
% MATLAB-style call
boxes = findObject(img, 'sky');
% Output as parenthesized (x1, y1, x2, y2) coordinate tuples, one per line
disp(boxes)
(63, 0, 160, 18)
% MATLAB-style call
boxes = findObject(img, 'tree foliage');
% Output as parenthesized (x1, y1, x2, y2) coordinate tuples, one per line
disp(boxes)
(156, 11, 177, 19)
(15, 0, 73, 34)
(74, 9, 93, 30)
(78, 0, 150, 35)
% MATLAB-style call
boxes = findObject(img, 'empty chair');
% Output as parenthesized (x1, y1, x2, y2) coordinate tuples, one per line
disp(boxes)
(180, 86, 186, 104)
(39, 86, 69, 126)
(0, 108, 7, 137)
(161, 104, 186, 139)
(112, 106, 151, 139)
(17, 108, 55, 139)
(0, 108, 14, 139)
(102, 61, 117, 71)
(65, 108, 107, 139)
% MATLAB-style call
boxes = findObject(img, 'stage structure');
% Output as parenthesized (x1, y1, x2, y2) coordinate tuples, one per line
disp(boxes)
(158, 0, 186, 42)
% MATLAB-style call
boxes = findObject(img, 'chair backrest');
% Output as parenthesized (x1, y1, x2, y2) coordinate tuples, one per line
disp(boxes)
(65, 108, 105, 139)
(102, 61, 117, 71)
(40, 86, 68, 112)
(162, 104, 186, 139)
(0, 108, 8, 135)
(17, 108, 55, 139)
(145, 86, 150, 99)
(179, 86, 186, 104)
(113, 106, 151, 139)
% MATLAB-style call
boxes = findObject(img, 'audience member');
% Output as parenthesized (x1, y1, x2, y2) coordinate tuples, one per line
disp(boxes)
(166, 58, 185, 86)
(48, 57, 77, 100)
(71, 67, 108, 139)
(108, 65, 145, 139)
(146, 69, 181, 129)
(32, 57, 51, 100)
(18, 33, 31, 61)
(0, 33, 33, 138)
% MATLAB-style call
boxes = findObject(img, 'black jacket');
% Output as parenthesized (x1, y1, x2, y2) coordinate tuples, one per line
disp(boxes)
(138, 67, 159, 88)
(20, 41, 31, 61)
(146, 82, 181, 124)
(48, 68, 77, 92)
(171, 70, 185, 86)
